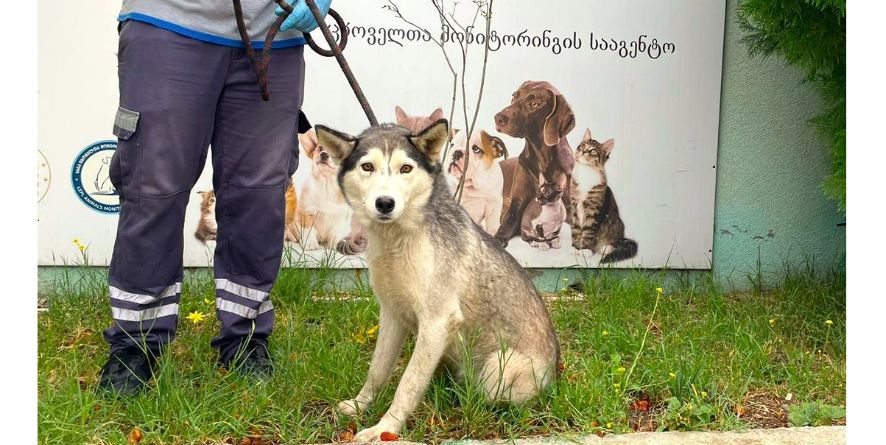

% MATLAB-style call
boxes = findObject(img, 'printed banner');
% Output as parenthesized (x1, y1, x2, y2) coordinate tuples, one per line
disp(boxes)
(37, 0, 726, 269)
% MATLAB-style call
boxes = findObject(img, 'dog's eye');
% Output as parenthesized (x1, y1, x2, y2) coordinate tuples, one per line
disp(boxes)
(361, 163, 374, 172)
(400, 165, 413, 174)
(471, 145, 482, 154)
(529, 101, 540, 108)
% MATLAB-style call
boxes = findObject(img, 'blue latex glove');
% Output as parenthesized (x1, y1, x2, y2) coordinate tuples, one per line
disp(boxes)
(277, 0, 332, 33)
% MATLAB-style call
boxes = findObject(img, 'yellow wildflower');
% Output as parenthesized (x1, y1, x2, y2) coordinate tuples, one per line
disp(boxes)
(769, 319, 776, 326)
(613, 383, 620, 388)
(701, 391, 709, 399)
(601, 330, 609, 336)
(606, 422, 613, 429)
(825, 319, 833, 325)
(367, 325, 379, 339)
(616, 366, 626, 374)
(72, 238, 81, 245)
(352, 332, 367, 345)
(669, 372, 676, 380)
(655, 287, 663, 294)
(186, 311, 206, 324)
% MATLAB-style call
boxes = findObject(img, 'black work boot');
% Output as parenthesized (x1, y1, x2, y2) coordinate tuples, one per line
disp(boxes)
(97, 348, 156, 396)
(220, 341, 273, 379)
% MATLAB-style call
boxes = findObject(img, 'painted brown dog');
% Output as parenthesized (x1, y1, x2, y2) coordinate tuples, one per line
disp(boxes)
(494, 81, 576, 246)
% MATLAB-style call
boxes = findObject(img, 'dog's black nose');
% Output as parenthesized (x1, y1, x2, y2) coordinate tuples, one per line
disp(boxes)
(375, 196, 396, 214)
(452, 150, 464, 161)
(319, 152, 329, 162)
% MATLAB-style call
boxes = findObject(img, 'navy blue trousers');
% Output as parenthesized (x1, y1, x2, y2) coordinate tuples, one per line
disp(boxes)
(104, 21, 304, 362)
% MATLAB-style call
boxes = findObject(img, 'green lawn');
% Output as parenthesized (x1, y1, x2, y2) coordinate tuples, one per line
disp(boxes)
(38, 262, 845, 444)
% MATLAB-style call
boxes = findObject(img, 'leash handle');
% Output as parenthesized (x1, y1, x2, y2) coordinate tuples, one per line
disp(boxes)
(279, 0, 378, 127)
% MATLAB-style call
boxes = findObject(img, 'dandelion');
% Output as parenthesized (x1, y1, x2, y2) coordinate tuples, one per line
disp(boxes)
(72, 238, 81, 245)
(655, 287, 663, 294)
(825, 319, 833, 325)
(769, 319, 776, 326)
(186, 311, 206, 324)
(613, 383, 621, 389)
(601, 330, 609, 337)
(606, 422, 613, 429)
(367, 325, 379, 340)
(669, 372, 676, 380)
(616, 366, 626, 374)
(701, 391, 709, 400)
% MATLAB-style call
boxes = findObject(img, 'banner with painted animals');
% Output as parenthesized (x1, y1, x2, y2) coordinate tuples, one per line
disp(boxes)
(37, 0, 725, 269)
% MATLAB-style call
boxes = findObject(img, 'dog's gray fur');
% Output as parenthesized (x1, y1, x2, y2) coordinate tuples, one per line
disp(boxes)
(315, 120, 560, 442)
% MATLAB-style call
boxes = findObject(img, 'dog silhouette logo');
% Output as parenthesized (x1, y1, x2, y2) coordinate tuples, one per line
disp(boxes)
(71, 140, 120, 214)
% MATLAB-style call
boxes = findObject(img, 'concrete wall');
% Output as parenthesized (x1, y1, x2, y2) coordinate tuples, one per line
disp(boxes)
(710, 0, 845, 283)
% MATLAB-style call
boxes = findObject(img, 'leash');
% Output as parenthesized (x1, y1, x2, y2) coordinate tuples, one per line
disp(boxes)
(233, 0, 379, 127)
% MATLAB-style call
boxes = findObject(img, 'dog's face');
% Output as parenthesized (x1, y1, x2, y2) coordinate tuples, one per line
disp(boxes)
(494, 80, 575, 146)
(315, 120, 449, 226)
(448, 130, 508, 180)
(395, 106, 445, 134)
(574, 128, 614, 171)
(535, 181, 564, 205)
(299, 129, 338, 181)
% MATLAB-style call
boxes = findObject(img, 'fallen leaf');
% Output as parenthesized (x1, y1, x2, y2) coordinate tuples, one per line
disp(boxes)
(128, 427, 143, 444)
(379, 431, 399, 441)
(631, 400, 650, 412)
(334, 430, 354, 443)
(595, 431, 606, 438)
(736, 404, 746, 417)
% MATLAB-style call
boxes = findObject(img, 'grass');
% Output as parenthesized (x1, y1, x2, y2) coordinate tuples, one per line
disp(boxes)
(38, 258, 845, 444)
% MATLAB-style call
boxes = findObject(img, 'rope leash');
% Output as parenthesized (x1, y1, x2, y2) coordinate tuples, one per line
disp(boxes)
(233, 0, 378, 127)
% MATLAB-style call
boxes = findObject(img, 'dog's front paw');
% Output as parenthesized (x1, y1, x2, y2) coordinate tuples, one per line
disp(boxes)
(353, 422, 400, 443)
(337, 399, 366, 417)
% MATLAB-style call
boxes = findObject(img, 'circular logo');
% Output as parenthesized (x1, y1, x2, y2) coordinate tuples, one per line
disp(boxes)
(71, 140, 120, 214)
(38, 150, 51, 203)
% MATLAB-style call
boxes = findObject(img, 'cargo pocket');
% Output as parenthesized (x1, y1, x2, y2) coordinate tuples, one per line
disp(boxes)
(110, 106, 142, 203)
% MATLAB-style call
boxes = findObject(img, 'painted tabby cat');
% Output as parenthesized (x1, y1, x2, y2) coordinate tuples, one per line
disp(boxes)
(570, 129, 637, 263)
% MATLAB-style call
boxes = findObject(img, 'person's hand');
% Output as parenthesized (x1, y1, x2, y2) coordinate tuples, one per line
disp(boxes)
(277, 0, 332, 33)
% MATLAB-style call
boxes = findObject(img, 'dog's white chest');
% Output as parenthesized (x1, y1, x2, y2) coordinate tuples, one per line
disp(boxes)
(366, 231, 434, 327)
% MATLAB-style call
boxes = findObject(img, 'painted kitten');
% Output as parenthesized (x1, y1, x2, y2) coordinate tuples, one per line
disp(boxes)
(195, 185, 299, 243)
(521, 178, 566, 250)
(569, 129, 637, 263)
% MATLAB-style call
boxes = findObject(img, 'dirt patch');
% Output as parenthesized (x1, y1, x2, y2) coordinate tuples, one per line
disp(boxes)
(736, 390, 788, 428)
(628, 392, 665, 432)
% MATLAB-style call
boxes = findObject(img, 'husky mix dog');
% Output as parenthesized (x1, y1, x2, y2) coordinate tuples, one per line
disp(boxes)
(315, 120, 560, 442)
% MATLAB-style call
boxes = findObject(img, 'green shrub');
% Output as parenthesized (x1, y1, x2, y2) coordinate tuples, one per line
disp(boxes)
(737, 0, 846, 211)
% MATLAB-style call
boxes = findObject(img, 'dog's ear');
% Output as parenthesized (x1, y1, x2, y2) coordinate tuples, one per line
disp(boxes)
(315, 125, 357, 162)
(395, 106, 408, 125)
(479, 130, 508, 160)
(601, 138, 615, 155)
(543, 94, 576, 146)
(409, 119, 449, 163)
(298, 129, 320, 158)
(491, 136, 508, 159)
(428, 108, 444, 121)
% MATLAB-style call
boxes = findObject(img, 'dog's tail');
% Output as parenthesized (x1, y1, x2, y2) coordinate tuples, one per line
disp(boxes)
(601, 238, 638, 263)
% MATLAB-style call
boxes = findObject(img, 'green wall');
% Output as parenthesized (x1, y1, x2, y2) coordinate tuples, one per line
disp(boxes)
(709, 0, 844, 284)
(37, 0, 845, 293)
